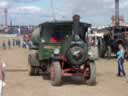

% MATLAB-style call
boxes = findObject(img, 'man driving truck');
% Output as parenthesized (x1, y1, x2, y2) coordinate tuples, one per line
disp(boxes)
(50, 31, 65, 43)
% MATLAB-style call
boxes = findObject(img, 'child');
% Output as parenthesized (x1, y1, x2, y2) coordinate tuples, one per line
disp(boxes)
(8, 39, 11, 49)
(2, 41, 6, 50)
(117, 43, 126, 77)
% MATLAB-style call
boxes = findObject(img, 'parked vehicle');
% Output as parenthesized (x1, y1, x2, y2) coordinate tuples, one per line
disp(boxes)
(98, 26, 128, 58)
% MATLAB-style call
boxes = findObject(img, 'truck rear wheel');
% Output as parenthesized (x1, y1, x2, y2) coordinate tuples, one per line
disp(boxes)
(98, 38, 106, 58)
(84, 62, 96, 85)
(50, 61, 62, 86)
(106, 46, 111, 58)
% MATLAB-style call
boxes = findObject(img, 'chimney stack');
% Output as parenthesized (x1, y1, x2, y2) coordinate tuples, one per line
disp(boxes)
(115, 0, 120, 27)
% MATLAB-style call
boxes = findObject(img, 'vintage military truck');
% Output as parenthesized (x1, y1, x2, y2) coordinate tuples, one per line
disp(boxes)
(28, 15, 96, 86)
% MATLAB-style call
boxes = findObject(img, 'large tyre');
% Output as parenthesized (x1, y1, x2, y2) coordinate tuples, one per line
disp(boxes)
(50, 61, 62, 86)
(106, 46, 111, 58)
(66, 44, 88, 66)
(28, 55, 40, 76)
(84, 62, 96, 85)
(98, 38, 106, 58)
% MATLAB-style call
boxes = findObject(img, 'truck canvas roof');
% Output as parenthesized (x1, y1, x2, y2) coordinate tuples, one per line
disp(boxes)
(39, 21, 91, 28)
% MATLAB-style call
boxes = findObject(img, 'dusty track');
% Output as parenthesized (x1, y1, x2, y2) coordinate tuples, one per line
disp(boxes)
(1, 48, 128, 96)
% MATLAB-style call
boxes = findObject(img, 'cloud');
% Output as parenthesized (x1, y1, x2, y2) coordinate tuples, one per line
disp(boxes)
(51, 0, 115, 24)
(54, 0, 128, 25)
(120, 1, 128, 8)
(0, 0, 40, 2)
(65, 0, 114, 14)
(0, 1, 10, 8)
(0, 0, 40, 9)
(0, 0, 128, 25)
(10, 6, 42, 14)
(8, 5, 52, 25)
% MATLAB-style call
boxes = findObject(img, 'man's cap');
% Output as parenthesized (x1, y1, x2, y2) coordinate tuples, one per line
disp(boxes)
(73, 14, 80, 21)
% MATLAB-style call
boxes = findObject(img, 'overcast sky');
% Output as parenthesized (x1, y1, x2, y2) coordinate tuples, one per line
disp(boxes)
(0, 0, 127, 26)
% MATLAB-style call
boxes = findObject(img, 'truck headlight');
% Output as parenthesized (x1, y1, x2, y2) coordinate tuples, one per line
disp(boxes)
(54, 48, 60, 55)
(41, 39, 45, 43)
(88, 51, 93, 56)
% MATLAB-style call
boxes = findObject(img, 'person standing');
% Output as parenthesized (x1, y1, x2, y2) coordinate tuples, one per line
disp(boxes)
(28, 40, 32, 48)
(2, 41, 6, 50)
(12, 39, 15, 47)
(15, 39, 18, 46)
(22, 41, 26, 48)
(8, 39, 11, 49)
(117, 43, 126, 77)
(18, 39, 21, 48)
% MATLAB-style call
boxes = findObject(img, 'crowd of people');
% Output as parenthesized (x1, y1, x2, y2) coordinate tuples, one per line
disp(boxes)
(1, 39, 21, 49)
(0, 39, 33, 50)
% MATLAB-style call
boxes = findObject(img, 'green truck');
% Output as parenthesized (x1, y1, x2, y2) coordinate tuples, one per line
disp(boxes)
(28, 15, 96, 86)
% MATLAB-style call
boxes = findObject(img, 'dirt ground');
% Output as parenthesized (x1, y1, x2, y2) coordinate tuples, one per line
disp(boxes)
(0, 48, 128, 96)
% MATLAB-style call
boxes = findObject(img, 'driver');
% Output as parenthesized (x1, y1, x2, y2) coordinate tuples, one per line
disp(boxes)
(50, 31, 64, 43)
(73, 14, 86, 42)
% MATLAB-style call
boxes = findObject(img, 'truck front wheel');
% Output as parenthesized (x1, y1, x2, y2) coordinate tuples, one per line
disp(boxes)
(28, 55, 40, 76)
(50, 61, 62, 86)
(84, 61, 96, 86)
(98, 38, 106, 58)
